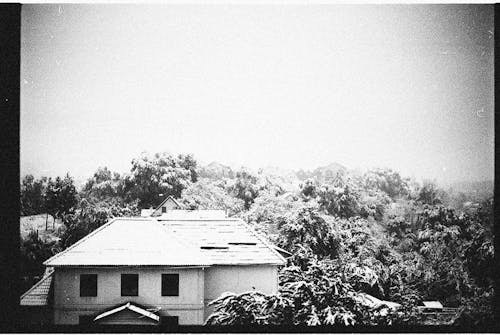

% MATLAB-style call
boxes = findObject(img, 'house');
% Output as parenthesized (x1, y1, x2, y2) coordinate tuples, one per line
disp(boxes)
(140, 196, 184, 217)
(20, 209, 286, 326)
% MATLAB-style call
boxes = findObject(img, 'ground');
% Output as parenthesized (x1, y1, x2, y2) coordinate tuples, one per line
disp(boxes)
(20, 214, 64, 243)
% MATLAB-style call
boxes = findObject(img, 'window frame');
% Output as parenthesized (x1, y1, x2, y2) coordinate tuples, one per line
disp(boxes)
(161, 273, 179, 296)
(121, 273, 139, 296)
(79, 274, 98, 297)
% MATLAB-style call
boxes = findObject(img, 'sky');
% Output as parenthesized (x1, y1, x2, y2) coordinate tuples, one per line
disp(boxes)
(21, 4, 494, 185)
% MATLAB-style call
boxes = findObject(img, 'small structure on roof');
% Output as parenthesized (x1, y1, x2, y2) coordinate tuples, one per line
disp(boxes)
(140, 196, 184, 217)
(422, 301, 444, 310)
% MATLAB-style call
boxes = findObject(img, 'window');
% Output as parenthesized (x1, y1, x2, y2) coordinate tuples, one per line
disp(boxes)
(121, 274, 139, 296)
(162, 207, 166, 213)
(79, 315, 94, 325)
(160, 316, 179, 328)
(80, 274, 97, 297)
(161, 274, 179, 296)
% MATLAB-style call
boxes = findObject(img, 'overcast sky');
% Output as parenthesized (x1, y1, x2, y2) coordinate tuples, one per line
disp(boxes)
(21, 4, 494, 185)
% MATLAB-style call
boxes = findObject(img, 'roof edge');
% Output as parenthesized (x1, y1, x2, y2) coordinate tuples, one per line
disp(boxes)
(43, 217, 131, 266)
(238, 219, 287, 265)
(20, 269, 54, 301)
(153, 195, 184, 212)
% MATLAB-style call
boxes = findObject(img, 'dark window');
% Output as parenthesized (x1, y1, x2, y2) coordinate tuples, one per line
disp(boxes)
(162, 207, 166, 213)
(121, 274, 139, 296)
(161, 274, 179, 296)
(80, 274, 97, 297)
(160, 316, 179, 328)
(79, 315, 93, 325)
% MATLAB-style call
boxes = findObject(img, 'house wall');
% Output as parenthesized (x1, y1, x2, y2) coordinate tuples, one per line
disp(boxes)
(203, 265, 279, 320)
(53, 267, 205, 325)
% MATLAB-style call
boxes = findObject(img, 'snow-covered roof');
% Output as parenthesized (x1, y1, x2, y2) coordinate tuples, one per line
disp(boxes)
(159, 218, 286, 265)
(44, 218, 211, 267)
(43, 215, 285, 267)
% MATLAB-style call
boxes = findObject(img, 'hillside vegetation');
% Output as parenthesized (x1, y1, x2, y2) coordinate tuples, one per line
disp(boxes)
(20, 152, 494, 328)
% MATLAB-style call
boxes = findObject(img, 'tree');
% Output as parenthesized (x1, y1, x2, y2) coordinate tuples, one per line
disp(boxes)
(20, 231, 60, 292)
(276, 205, 341, 259)
(20, 175, 47, 216)
(417, 181, 442, 205)
(44, 174, 78, 220)
(363, 168, 410, 199)
(228, 169, 259, 210)
(82, 167, 123, 200)
(316, 175, 361, 219)
(180, 178, 245, 216)
(127, 152, 198, 208)
(206, 259, 418, 326)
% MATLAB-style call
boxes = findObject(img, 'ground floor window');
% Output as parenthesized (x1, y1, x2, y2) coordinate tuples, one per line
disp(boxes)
(80, 274, 97, 297)
(161, 274, 179, 296)
(79, 315, 93, 325)
(160, 316, 179, 327)
(121, 274, 139, 296)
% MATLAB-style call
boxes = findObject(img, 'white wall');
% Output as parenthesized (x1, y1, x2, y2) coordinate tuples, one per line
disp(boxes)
(53, 267, 205, 325)
(203, 265, 279, 320)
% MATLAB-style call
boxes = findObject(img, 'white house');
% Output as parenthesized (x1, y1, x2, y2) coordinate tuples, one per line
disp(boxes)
(20, 208, 286, 326)
(140, 196, 184, 217)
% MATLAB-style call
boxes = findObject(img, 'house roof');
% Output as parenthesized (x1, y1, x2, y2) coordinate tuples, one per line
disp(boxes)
(94, 302, 160, 323)
(43, 213, 285, 267)
(154, 196, 183, 211)
(44, 218, 212, 267)
(20, 268, 54, 306)
(159, 218, 286, 265)
(422, 301, 443, 309)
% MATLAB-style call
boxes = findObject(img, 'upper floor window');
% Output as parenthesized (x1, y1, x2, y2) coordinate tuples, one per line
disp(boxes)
(80, 274, 97, 297)
(121, 274, 139, 296)
(162, 207, 167, 213)
(161, 274, 179, 296)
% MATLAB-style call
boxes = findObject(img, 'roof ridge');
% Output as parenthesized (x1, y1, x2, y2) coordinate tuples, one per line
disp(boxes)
(153, 195, 184, 212)
(44, 217, 121, 266)
(20, 269, 54, 300)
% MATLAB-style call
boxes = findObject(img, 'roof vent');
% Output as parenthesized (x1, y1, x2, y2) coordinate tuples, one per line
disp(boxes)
(200, 246, 229, 250)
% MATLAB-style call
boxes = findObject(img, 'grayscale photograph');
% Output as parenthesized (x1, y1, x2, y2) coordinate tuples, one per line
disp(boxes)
(17, 2, 494, 332)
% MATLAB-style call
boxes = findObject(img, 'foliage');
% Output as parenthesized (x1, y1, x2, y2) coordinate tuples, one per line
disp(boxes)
(126, 152, 197, 207)
(44, 174, 78, 219)
(207, 259, 420, 327)
(59, 198, 139, 249)
(20, 175, 47, 216)
(20, 231, 61, 292)
(276, 205, 341, 259)
(82, 167, 128, 201)
(228, 169, 260, 209)
(363, 168, 409, 199)
(180, 178, 245, 216)
(358, 189, 390, 221)
(417, 180, 442, 205)
(19, 156, 495, 327)
(316, 174, 361, 218)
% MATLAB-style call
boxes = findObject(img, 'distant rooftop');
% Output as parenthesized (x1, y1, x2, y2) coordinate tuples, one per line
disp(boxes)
(159, 209, 227, 220)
